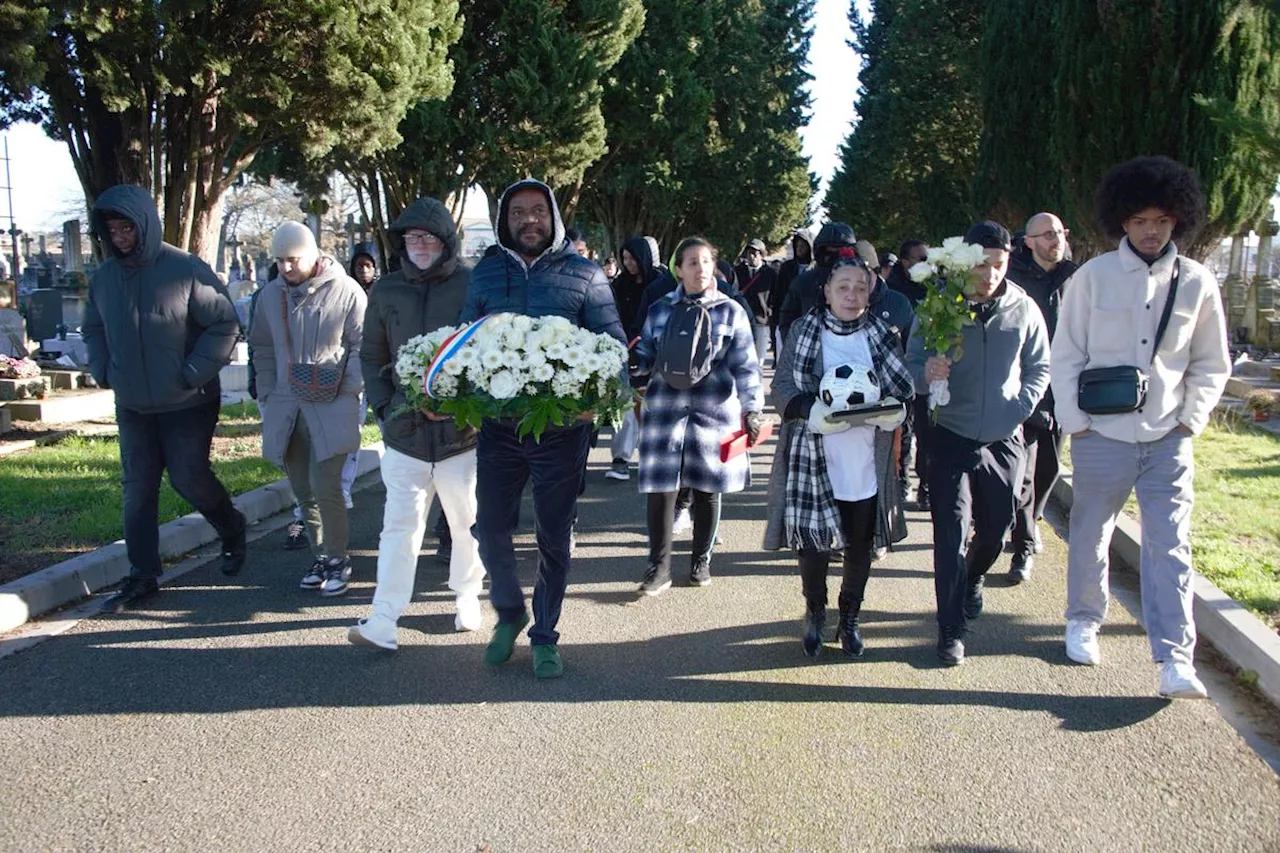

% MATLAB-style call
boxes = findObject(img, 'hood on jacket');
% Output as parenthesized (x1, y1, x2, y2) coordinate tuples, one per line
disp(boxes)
(813, 222, 856, 258)
(348, 241, 379, 278)
(495, 178, 567, 267)
(387, 198, 459, 281)
(91, 184, 164, 267)
(620, 235, 657, 287)
(715, 259, 735, 284)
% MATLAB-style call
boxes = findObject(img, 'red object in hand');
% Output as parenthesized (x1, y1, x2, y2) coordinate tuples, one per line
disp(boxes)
(720, 419, 773, 463)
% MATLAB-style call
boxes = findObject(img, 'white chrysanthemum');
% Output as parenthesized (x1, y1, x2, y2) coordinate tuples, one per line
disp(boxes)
(562, 346, 586, 367)
(573, 364, 593, 382)
(512, 315, 534, 332)
(454, 347, 478, 366)
(545, 341, 568, 361)
(432, 373, 459, 398)
(503, 350, 524, 369)
(525, 349, 547, 368)
(533, 363, 555, 382)
(481, 349, 505, 370)
(443, 358, 465, 376)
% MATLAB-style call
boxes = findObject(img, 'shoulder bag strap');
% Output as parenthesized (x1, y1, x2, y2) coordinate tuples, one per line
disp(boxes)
(1149, 259, 1180, 367)
(279, 290, 293, 360)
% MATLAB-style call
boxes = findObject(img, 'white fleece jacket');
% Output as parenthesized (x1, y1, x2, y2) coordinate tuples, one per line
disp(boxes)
(1051, 238, 1229, 442)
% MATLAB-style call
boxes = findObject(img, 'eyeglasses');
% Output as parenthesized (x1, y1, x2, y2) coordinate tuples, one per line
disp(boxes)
(404, 233, 441, 246)
(1027, 228, 1067, 240)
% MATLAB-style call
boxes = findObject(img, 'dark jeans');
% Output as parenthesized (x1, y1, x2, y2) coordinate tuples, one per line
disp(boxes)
(903, 395, 932, 494)
(1012, 418, 1062, 555)
(474, 420, 592, 646)
(647, 489, 721, 573)
(798, 494, 877, 611)
(926, 426, 1025, 629)
(117, 399, 240, 580)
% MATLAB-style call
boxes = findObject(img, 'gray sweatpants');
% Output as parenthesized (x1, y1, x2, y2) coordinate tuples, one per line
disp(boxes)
(1066, 428, 1196, 664)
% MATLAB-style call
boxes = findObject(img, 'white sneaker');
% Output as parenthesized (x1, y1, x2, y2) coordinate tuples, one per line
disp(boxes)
(343, 493, 354, 510)
(348, 616, 398, 650)
(454, 594, 483, 632)
(672, 507, 693, 535)
(1159, 661, 1208, 700)
(1065, 618, 1101, 665)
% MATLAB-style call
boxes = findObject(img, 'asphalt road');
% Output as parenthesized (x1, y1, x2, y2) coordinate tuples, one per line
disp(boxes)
(2, 413, 1279, 851)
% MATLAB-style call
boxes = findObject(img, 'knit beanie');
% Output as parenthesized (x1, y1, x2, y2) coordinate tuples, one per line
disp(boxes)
(271, 221, 319, 264)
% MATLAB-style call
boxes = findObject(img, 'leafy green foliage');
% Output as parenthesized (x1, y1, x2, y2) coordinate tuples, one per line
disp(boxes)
(823, 0, 983, 250)
(0, 0, 463, 259)
(976, 0, 1280, 259)
(579, 0, 815, 255)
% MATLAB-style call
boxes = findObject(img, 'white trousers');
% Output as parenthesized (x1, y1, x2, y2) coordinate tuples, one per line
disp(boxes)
(370, 446, 485, 623)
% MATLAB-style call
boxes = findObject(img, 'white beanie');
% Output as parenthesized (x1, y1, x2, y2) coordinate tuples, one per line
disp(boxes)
(271, 221, 319, 262)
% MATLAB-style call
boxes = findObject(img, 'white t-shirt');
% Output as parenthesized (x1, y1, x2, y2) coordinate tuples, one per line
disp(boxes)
(820, 328, 878, 502)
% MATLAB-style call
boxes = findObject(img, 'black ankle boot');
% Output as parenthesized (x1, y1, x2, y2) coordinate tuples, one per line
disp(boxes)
(802, 602, 826, 658)
(838, 598, 864, 658)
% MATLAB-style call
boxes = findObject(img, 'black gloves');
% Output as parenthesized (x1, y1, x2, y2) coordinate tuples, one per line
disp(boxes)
(744, 411, 764, 445)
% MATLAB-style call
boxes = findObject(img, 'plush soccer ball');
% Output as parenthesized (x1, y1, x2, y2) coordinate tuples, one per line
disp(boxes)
(819, 363, 881, 409)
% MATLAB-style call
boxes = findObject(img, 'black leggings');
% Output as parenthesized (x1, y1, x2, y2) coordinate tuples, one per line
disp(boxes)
(798, 494, 877, 610)
(648, 489, 721, 572)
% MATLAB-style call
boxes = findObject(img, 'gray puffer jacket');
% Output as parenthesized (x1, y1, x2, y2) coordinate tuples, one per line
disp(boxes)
(83, 184, 240, 414)
(460, 179, 625, 344)
(362, 197, 476, 463)
(250, 257, 367, 466)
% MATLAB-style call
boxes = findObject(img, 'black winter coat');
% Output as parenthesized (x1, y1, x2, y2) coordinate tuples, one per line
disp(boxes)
(1004, 246, 1076, 343)
(362, 197, 477, 463)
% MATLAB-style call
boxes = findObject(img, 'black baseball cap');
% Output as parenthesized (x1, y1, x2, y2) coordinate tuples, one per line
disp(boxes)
(964, 220, 1012, 251)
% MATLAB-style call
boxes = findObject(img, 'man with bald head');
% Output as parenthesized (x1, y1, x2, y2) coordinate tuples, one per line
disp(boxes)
(1003, 212, 1077, 583)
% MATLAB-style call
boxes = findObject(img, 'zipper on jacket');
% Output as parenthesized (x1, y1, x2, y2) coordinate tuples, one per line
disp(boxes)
(978, 317, 988, 432)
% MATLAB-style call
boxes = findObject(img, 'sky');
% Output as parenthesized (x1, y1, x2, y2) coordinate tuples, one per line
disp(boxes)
(0, 0, 862, 234)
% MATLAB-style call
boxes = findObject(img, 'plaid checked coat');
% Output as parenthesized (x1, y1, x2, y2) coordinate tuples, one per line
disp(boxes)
(763, 310, 911, 552)
(633, 287, 764, 494)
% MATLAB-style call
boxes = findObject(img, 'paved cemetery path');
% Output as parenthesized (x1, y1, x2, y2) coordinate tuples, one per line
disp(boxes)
(2, 414, 1279, 850)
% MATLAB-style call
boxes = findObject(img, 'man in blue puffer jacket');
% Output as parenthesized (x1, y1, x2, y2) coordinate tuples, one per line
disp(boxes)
(461, 178, 624, 679)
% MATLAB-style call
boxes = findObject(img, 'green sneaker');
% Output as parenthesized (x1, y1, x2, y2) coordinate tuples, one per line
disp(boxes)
(483, 613, 530, 666)
(532, 644, 564, 679)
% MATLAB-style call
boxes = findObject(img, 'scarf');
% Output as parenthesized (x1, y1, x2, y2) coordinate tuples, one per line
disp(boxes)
(783, 308, 915, 551)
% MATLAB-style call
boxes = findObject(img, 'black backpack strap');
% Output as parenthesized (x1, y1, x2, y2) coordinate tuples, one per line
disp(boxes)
(1150, 259, 1180, 367)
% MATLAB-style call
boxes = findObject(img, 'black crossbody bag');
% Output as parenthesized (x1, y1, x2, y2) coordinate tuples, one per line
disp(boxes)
(1077, 259, 1180, 415)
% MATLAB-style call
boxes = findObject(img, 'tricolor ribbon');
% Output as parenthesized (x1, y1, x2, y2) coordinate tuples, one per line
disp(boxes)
(424, 315, 493, 399)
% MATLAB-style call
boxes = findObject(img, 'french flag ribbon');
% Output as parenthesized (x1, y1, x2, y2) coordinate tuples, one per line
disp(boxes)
(424, 315, 494, 399)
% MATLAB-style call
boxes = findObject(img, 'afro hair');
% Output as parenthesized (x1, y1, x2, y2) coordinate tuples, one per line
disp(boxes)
(1095, 156, 1205, 242)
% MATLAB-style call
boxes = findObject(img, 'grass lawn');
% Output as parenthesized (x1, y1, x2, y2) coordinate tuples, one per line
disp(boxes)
(1064, 415, 1280, 629)
(0, 401, 382, 585)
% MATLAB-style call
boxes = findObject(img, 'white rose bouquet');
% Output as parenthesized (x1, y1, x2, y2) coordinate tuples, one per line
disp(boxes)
(906, 236, 985, 419)
(393, 312, 633, 440)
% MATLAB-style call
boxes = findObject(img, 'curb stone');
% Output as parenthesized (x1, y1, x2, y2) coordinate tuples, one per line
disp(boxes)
(1051, 472, 1280, 709)
(0, 444, 385, 633)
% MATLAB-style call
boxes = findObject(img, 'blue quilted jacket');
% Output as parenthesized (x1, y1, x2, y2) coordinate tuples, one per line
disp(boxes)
(460, 179, 624, 344)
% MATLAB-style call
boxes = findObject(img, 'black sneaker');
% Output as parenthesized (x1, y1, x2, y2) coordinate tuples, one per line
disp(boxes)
(102, 576, 160, 613)
(300, 558, 326, 589)
(220, 511, 248, 576)
(802, 605, 826, 658)
(916, 489, 931, 512)
(1009, 553, 1033, 585)
(937, 626, 965, 666)
(605, 458, 630, 481)
(964, 576, 985, 619)
(284, 520, 307, 551)
(639, 563, 672, 596)
(690, 557, 712, 587)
